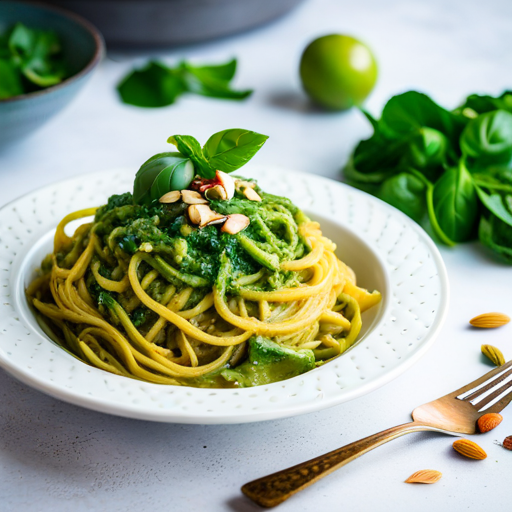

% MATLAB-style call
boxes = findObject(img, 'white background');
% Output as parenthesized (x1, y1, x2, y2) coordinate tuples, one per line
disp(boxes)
(1, 0, 512, 510)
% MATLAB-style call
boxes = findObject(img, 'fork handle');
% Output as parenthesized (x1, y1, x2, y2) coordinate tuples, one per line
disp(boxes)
(242, 421, 439, 508)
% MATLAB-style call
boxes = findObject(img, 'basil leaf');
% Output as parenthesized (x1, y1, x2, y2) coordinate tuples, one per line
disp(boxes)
(432, 163, 478, 242)
(117, 62, 186, 108)
(461, 110, 512, 166)
(456, 91, 512, 116)
(473, 171, 512, 193)
(405, 127, 449, 169)
(378, 172, 426, 223)
(0, 58, 23, 99)
(203, 129, 269, 173)
(167, 135, 215, 179)
(7, 23, 68, 88)
(151, 159, 194, 200)
(8, 22, 35, 60)
(184, 59, 237, 83)
(352, 133, 409, 173)
(475, 187, 512, 227)
(379, 91, 464, 144)
(179, 60, 252, 100)
(360, 108, 378, 131)
(133, 152, 193, 205)
(479, 215, 512, 263)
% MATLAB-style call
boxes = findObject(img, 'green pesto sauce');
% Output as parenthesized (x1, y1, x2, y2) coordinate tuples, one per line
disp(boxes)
(91, 178, 309, 293)
(221, 336, 315, 387)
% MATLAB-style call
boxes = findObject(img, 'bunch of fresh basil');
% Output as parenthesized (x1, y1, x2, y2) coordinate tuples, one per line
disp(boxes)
(133, 128, 268, 204)
(117, 58, 252, 108)
(344, 90, 512, 262)
(0, 22, 69, 99)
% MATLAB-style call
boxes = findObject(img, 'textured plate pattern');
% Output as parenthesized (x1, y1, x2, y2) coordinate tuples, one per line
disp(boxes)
(0, 167, 449, 424)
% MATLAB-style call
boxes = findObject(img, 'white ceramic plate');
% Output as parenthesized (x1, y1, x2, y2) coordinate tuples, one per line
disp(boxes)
(0, 166, 449, 424)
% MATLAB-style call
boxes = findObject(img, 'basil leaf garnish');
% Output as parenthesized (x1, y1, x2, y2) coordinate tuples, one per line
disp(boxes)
(203, 129, 269, 173)
(133, 152, 194, 205)
(167, 135, 216, 179)
(133, 129, 269, 204)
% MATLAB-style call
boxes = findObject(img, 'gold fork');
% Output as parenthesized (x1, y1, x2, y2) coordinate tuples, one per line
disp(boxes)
(242, 360, 512, 508)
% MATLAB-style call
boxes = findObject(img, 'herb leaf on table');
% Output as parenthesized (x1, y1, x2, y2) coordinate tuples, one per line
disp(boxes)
(117, 62, 186, 108)
(117, 58, 253, 108)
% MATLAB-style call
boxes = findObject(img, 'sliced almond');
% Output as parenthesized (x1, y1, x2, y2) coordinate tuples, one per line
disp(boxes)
(205, 184, 228, 201)
(221, 214, 250, 234)
(243, 187, 262, 202)
(235, 179, 256, 193)
(405, 469, 442, 484)
(216, 170, 235, 199)
(470, 312, 510, 328)
(159, 190, 181, 204)
(181, 190, 208, 205)
(188, 205, 226, 228)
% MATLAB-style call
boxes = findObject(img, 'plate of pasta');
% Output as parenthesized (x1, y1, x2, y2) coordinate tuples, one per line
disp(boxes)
(0, 129, 449, 423)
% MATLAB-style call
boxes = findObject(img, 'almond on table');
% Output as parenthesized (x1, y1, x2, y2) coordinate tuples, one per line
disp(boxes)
(481, 344, 506, 367)
(502, 436, 512, 450)
(470, 312, 510, 328)
(477, 413, 503, 433)
(452, 439, 487, 460)
(405, 469, 442, 484)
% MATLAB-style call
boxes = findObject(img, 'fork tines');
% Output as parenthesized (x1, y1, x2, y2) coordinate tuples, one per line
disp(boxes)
(457, 361, 512, 412)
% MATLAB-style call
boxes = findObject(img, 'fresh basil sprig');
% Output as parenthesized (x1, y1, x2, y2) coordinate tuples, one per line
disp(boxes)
(343, 90, 512, 263)
(133, 129, 268, 205)
(168, 129, 269, 179)
(117, 58, 252, 108)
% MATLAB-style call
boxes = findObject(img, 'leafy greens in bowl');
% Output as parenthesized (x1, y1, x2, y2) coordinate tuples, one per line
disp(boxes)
(0, 1, 103, 146)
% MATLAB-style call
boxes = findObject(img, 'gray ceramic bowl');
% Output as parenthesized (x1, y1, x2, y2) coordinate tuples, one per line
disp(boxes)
(0, 1, 104, 147)
(43, 0, 306, 47)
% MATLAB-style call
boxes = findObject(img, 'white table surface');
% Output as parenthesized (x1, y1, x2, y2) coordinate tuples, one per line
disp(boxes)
(1, 0, 512, 510)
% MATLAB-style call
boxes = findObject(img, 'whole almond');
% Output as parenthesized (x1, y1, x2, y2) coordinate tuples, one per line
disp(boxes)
(470, 312, 510, 328)
(477, 413, 503, 433)
(502, 436, 512, 450)
(481, 344, 506, 366)
(405, 469, 442, 484)
(453, 439, 487, 460)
